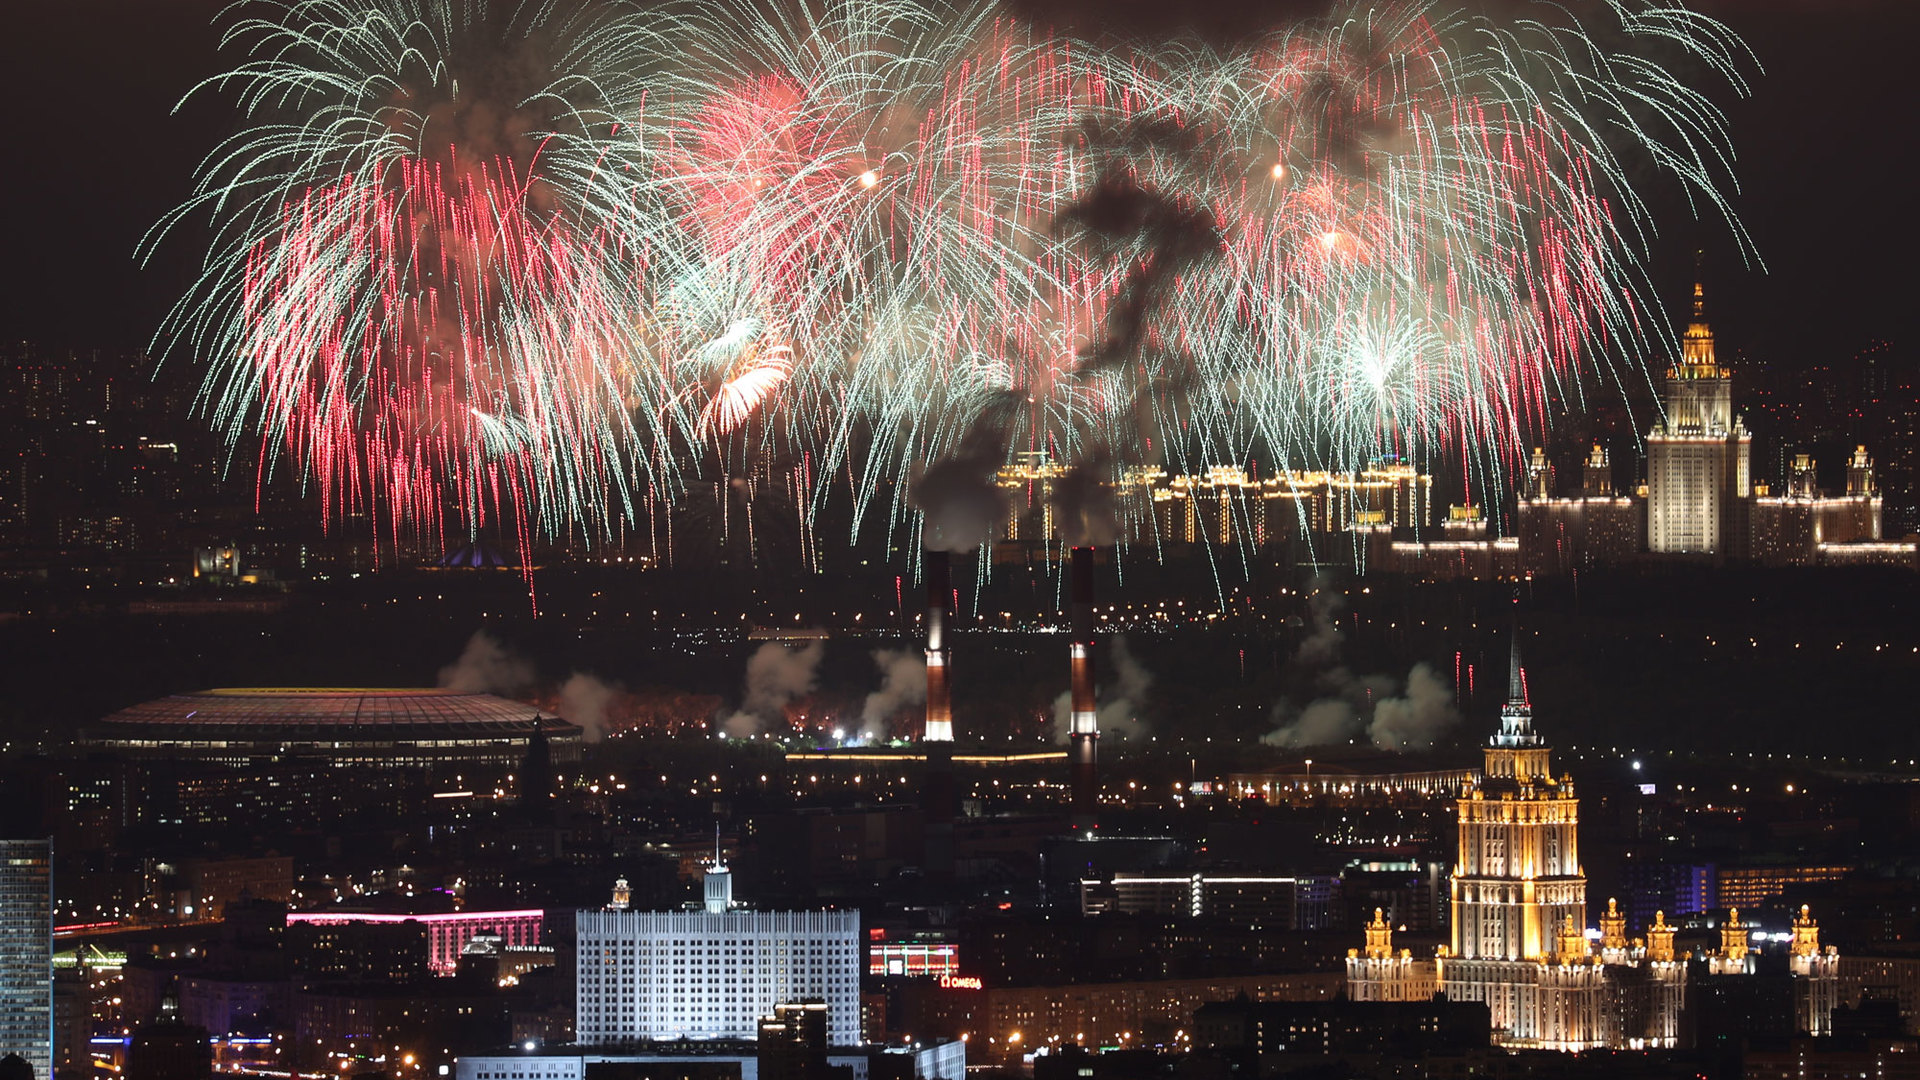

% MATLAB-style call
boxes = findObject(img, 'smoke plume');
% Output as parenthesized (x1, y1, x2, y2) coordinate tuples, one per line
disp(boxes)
(437, 630, 535, 694)
(1049, 452, 1122, 548)
(1052, 633, 1154, 743)
(723, 639, 826, 738)
(1054, 118, 1225, 374)
(1262, 586, 1458, 750)
(1366, 662, 1458, 750)
(558, 671, 620, 742)
(911, 391, 1022, 553)
(861, 648, 929, 730)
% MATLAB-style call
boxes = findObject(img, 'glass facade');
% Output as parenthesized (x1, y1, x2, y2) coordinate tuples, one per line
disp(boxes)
(0, 838, 52, 1079)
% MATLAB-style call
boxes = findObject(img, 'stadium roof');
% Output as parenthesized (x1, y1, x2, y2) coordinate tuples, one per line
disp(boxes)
(92, 688, 580, 739)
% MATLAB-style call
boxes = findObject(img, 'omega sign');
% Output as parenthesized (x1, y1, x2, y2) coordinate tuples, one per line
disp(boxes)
(939, 974, 984, 990)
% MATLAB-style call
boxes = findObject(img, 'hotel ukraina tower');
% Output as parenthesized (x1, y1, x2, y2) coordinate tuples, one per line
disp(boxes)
(1348, 628, 1841, 1049)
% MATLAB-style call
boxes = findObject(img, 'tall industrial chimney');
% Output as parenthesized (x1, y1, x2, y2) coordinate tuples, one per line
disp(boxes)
(922, 550, 956, 880)
(1068, 545, 1099, 831)
(923, 551, 953, 743)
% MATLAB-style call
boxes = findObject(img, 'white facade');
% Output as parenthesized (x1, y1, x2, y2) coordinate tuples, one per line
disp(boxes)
(575, 907, 861, 1045)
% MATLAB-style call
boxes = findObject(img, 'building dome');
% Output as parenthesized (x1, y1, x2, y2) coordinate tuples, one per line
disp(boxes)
(84, 688, 581, 769)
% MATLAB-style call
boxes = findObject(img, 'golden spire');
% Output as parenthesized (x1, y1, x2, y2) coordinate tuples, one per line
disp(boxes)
(1647, 910, 1676, 963)
(1364, 907, 1394, 959)
(1791, 904, 1821, 958)
(1600, 898, 1628, 951)
(1678, 273, 1720, 374)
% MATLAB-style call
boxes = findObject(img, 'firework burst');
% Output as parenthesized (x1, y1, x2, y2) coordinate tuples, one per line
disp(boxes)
(153, 0, 1754, 560)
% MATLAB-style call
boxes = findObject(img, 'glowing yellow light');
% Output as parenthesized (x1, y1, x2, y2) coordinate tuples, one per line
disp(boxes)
(859, 170, 880, 188)
(1270, 162, 1286, 180)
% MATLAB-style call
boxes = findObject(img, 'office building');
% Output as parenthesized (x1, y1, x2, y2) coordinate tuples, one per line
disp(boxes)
(0, 839, 53, 1080)
(286, 908, 546, 977)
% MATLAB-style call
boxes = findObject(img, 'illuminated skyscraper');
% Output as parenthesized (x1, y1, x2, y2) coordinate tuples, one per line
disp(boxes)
(1437, 632, 1601, 1046)
(0, 839, 52, 1079)
(1647, 280, 1751, 553)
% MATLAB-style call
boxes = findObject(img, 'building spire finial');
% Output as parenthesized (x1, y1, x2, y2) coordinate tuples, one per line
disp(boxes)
(1492, 590, 1541, 749)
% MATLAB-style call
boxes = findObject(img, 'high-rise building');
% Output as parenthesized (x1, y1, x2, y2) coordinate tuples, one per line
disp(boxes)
(1646, 281, 1752, 554)
(0, 839, 53, 1079)
(1342, 631, 1846, 1049)
(575, 861, 861, 1046)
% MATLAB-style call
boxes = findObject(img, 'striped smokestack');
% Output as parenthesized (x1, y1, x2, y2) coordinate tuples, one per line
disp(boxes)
(922, 549, 956, 880)
(1069, 545, 1099, 830)
(923, 550, 953, 743)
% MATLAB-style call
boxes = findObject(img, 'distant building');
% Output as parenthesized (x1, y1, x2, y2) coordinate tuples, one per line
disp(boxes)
(0, 838, 53, 1080)
(286, 908, 546, 978)
(1751, 447, 1899, 565)
(1076, 872, 1338, 928)
(125, 990, 211, 1080)
(1192, 996, 1489, 1055)
(1510, 281, 1914, 573)
(453, 1043, 962, 1080)
(575, 859, 861, 1045)
(1342, 628, 1848, 1049)
(1647, 281, 1752, 554)
(1517, 445, 1645, 575)
(994, 455, 1434, 552)
(756, 1002, 841, 1080)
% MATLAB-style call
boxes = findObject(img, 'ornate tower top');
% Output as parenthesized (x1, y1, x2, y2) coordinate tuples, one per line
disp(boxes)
(1675, 268, 1723, 377)
(1556, 914, 1590, 963)
(1581, 444, 1613, 497)
(1720, 908, 1750, 962)
(1494, 628, 1540, 749)
(1482, 607, 1555, 787)
(1791, 904, 1821, 958)
(1847, 447, 1876, 497)
(609, 877, 631, 911)
(1363, 908, 1395, 959)
(703, 824, 733, 913)
(1600, 898, 1628, 951)
(1647, 910, 1677, 963)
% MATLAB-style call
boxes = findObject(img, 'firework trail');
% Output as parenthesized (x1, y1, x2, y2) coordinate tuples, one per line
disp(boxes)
(151, 0, 1754, 560)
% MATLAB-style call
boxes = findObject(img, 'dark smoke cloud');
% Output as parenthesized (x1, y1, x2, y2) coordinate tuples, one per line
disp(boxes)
(1048, 450, 1122, 548)
(1054, 120, 1225, 375)
(1004, 0, 1338, 46)
(911, 390, 1023, 552)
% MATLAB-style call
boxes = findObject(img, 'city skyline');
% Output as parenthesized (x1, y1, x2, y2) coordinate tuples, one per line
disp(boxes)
(3, 2, 1918, 1078)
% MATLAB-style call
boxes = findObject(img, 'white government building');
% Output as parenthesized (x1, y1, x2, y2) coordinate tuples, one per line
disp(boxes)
(574, 857, 862, 1046)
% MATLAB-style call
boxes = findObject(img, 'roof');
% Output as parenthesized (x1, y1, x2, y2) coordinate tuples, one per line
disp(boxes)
(92, 688, 580, 740)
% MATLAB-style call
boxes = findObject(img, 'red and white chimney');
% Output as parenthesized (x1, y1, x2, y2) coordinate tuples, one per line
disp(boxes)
(1068, 545, 1099, 831)
(923, 550, 954, 743)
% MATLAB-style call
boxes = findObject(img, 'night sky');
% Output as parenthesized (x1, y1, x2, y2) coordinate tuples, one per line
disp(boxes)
(1, 0, 1913, 371)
